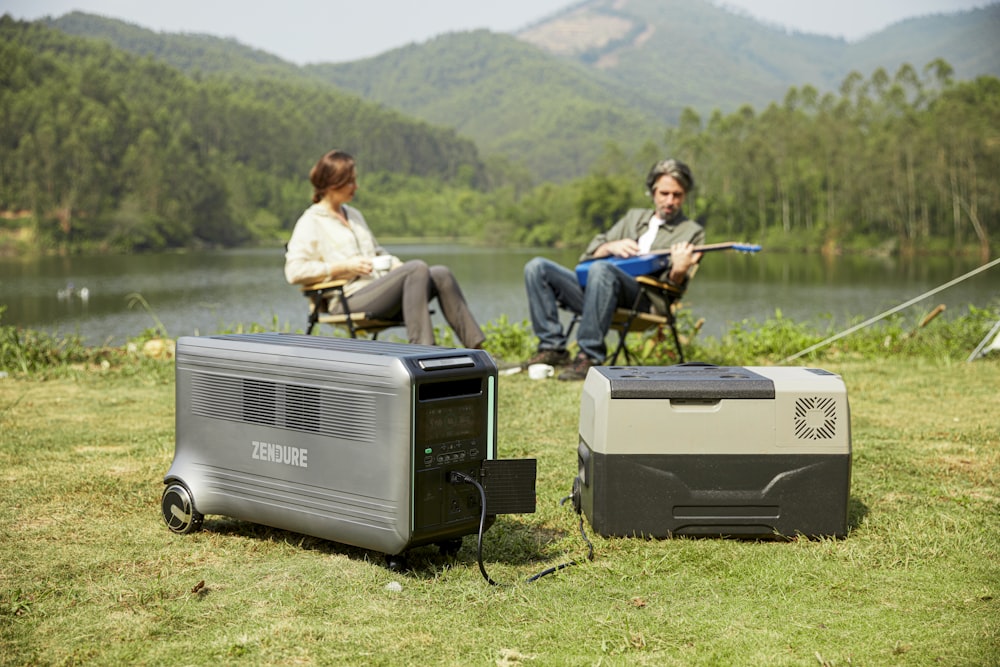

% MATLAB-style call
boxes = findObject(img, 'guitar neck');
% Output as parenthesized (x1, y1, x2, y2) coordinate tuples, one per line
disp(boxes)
(575, 240, 760, 286)
(644, 242, 746, 257)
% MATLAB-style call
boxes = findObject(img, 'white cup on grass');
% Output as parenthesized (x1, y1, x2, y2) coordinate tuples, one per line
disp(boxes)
(528, 363, 555, 380)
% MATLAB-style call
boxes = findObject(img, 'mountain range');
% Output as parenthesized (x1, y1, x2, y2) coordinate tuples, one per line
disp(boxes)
(42, 0, 1000, 182)
(515, 0, 1000, 113)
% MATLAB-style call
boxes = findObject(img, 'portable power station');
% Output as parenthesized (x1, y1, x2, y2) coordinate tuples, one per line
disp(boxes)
(161, 333, 535, 569)
(573, 364, 851, 538)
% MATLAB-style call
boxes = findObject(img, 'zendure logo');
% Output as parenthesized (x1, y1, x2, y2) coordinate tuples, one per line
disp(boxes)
(252, 440, 309, 468)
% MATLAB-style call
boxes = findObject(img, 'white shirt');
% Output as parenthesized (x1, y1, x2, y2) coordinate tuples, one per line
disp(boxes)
(284, 203, 395, 295)
(636, 216, 665, 254)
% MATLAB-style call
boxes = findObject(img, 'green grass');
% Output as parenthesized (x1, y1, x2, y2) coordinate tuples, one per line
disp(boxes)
(0, 317, 998, 665)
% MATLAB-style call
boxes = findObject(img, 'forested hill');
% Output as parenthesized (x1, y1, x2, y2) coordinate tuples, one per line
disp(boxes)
(44, 13, 669, 182)
(3, 11, 998, 259)
(35, 10, 302, 78)
(38, 2, 999, 182)
(304, 0, 1000, 181)
(0, 17, 487, 252)
(306, 31, 670, 183)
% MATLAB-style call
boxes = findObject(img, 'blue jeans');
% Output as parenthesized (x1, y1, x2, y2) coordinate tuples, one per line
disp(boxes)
(524, 257, 640, 363)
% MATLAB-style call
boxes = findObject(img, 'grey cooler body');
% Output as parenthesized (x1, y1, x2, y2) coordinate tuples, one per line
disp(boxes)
(162, 333, 504, 558)
(575, 364, 852, 538)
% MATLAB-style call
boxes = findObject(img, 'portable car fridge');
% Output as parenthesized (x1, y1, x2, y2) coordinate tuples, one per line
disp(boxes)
(161, 333, 535, 568)
(573, 364, 851, 538)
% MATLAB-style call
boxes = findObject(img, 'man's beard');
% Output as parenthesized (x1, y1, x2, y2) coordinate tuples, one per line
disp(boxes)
(656, 206, 683, 223)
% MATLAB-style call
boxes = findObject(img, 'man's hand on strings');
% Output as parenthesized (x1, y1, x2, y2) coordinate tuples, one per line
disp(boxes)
(668, 241, 701, 282)
(597, 238, 640, 259)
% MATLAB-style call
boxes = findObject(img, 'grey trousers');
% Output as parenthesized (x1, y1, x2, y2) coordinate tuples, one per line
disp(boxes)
(333, 259, 485, 348)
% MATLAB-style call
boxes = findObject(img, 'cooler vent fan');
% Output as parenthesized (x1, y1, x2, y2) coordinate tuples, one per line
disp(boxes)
(793, 396, 837, 440)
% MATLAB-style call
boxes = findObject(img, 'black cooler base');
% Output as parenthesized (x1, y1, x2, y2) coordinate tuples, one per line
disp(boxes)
(578, 447, 851, 538)
(577, 444, 851, 538)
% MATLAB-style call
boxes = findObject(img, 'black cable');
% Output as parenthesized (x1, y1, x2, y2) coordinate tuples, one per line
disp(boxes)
(449, 472, 593, 586)
(525, 514, 594, 582)
(449, 471, 499, 585)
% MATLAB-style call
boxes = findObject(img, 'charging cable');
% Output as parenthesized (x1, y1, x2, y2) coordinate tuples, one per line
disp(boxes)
(449, 471, 594, 586)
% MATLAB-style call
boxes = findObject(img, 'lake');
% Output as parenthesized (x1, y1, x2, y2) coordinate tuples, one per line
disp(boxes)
(1, 245, 997, 347)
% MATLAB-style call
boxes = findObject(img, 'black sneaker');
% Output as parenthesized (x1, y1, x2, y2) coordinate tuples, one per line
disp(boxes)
(520, 348, 570, 370)
(558, 353, 598, 381)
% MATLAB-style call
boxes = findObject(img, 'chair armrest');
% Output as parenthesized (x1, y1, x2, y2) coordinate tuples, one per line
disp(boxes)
(300, 280, 351, 322)
(301, 279, 349, 293)
(636, 275, 684, 295)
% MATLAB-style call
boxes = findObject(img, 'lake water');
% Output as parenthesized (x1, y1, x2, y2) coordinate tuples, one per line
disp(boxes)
(1, 245, 997, 347)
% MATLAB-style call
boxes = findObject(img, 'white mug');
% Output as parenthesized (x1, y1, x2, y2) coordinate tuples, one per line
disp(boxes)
(372, 255, 393, 272)
(527, 363, 555, 380)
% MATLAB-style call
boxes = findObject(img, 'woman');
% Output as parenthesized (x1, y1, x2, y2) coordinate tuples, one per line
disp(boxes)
(284, 150, 486, 349)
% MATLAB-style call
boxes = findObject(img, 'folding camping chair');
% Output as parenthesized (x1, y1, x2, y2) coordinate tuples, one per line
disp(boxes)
(607, 272, 692, 364)
(568, 264, 698, 365)
(299, 279, 406, 338)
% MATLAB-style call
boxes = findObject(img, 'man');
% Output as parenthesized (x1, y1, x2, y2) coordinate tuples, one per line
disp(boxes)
(521, 159, 704, 381)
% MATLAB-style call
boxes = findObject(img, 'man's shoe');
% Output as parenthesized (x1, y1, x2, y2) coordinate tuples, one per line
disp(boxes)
(520, 348, 570, 370)
(558, 353, 598, 381)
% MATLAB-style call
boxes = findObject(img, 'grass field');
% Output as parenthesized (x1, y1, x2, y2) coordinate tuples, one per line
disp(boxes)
(1, 353, 998, 666)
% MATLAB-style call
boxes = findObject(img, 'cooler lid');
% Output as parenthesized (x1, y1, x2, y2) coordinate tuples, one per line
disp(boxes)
(596, 364, 775, 399)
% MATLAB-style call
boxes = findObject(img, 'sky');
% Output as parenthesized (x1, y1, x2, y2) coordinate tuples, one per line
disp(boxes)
(1, 0, 993, 65)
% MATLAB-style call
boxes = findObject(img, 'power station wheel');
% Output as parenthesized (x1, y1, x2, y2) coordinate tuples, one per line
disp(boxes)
(161, 482, 204, 534)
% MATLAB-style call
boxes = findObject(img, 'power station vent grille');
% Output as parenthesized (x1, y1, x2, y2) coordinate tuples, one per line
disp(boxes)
(793, 396, 838, 440)
(189, 372, 376, 442)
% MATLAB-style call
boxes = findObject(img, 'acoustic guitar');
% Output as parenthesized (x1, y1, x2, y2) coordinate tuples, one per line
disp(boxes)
(575, 241, 762, 287)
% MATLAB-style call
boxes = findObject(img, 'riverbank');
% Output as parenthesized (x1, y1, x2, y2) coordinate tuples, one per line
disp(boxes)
(5, 298, 1000, 378)
(2, 215, 996, 260)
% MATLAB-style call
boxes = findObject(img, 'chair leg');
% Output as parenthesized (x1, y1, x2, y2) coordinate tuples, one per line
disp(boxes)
(668, 319, 685, 363)
(333, 290, 360, 338)
(610, 287, 649, 366)
(609, 312, 639, 366)
(609, 334, 627, 365)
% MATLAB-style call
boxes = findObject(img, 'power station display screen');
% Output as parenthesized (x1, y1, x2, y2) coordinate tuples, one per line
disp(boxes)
(415, 378, 486, 445)
(419, 403, 480, 441)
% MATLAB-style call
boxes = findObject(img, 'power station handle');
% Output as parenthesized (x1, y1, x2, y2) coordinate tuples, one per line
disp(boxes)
(418, 356, 476, 370)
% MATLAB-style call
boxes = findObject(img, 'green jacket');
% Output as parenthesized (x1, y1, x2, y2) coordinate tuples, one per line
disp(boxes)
(580, 208, 705, 288)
